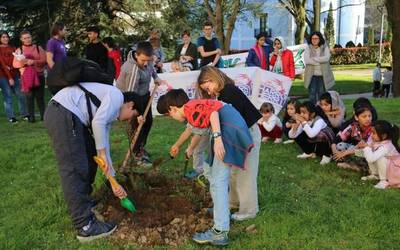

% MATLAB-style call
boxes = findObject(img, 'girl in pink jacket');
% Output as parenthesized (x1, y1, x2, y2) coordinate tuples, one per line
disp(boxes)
(358, 120, 400, 189)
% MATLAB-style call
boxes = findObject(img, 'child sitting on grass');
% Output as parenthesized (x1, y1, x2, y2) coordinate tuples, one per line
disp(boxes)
(289, 101, 335, 165)
(157, 89, 254, 246)
(258, 102, 282, 143)
(282, 98, 300, 144)
(317, 91, 345, 134)
(331, 105, 373, 174)
(341, 97, 377, 130)
(357, 120, 400, 189)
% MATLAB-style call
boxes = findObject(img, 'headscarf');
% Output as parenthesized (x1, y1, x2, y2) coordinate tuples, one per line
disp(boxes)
(271, 36, 286, 74)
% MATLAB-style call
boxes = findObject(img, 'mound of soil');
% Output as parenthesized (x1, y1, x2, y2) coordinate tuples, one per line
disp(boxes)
(93, 172, 213, 248)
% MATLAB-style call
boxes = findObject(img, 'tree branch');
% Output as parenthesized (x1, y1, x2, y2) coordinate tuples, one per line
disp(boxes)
(204, 0, 216, 25)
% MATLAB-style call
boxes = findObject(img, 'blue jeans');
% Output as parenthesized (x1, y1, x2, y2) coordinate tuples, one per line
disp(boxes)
(308, 75, 326, 104)
(0, 77, 27, 119)
(203, 156, 231, 231)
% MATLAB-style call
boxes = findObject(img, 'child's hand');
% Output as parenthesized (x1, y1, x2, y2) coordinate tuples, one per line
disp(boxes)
(170, 144, 179, 157)
(285, 122, 292, 128)
(111, 184, 127, 199)
(185, 147, 193, 159)
(356, 141, 367, 149)
(214, 137, 225, 161)
(333, 151, 347, 161)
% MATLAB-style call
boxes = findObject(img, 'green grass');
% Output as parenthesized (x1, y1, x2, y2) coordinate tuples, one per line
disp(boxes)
(290, 74, 372, 97)
(1, 91, 400, 249)
(331, 63, 391, 71)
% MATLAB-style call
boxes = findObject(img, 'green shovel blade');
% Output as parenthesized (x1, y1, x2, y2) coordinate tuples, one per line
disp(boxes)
(120, 197, 136, 213)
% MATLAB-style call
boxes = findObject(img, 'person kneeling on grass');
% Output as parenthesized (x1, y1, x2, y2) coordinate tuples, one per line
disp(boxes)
(258, 102, 283, 144)
(157, 89, 254, 246)
(44, 83, 141, 242)
(289, 101, 335, 165)
(357, 120, 400, 189)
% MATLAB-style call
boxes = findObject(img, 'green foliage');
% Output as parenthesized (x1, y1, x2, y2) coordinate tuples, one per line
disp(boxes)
(368, 26, 376, 46)
(324, 2, 335, 48)
(330, 44, 392, 65)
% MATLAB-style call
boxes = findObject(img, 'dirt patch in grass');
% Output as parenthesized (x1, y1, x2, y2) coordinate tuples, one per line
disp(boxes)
(93, 172, 212, 248)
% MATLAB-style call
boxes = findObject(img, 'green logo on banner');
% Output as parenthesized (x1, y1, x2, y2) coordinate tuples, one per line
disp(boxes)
(222, 58, 241, 68)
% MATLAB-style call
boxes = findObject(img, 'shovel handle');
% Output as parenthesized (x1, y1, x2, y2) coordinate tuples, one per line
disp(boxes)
(94, 156, 127, 199)
(122, 84, 159, 169)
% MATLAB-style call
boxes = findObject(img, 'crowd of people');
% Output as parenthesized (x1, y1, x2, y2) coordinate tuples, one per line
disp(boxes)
(1, 20, 399, 247)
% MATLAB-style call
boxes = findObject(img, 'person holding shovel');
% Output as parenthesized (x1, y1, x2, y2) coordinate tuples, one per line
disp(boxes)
(117, 41, 164, 167)
(44, 83, 141, 242)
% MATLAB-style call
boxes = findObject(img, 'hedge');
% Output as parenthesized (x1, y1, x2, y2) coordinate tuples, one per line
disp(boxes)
(330, 43, 392, 65)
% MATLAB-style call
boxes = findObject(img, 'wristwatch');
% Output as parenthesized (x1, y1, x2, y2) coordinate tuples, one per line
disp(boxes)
(212, 132, 221, 139)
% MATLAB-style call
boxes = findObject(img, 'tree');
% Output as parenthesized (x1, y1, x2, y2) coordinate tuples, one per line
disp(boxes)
(324, 2, 335, 48)
(312, 0, 321, 32)
(367, 27, 375, 45)
(278, 0, 307, 44)
(203, 0, 264, 54)
(385, 0, 400, 96)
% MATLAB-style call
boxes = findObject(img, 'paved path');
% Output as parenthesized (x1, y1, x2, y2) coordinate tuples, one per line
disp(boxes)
(333, 69, 371, 77)
(340, 92, 372, 99)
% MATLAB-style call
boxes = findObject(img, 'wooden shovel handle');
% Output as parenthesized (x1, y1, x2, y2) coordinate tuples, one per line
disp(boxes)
(121, 84, 159, 169)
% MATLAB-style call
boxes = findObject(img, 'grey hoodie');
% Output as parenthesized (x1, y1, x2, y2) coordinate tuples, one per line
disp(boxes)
(116, 50, 160, 95)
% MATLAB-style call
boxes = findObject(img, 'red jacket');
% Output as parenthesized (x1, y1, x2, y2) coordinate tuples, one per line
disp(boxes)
(108, 49, 121, 79)
(270, 49, 295, 79)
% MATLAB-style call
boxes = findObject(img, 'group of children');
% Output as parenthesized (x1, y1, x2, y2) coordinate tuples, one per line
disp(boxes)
(257, 91, 400, 190)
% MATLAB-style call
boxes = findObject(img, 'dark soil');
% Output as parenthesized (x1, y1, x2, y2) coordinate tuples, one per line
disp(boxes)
(93, 172, 212, 248)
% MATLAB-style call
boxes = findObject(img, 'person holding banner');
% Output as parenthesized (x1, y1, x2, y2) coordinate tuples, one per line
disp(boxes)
(270, 36, 295, 80)
(197, 21, 222, 68)
(197, 66, 261, 221)
(245, 33, 270, 70)
(304, 31, 335, 105)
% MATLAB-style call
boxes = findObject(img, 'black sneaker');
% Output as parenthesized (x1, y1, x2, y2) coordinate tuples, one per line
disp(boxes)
(76, 218, 117, 242)
(9, 118, 18, 124)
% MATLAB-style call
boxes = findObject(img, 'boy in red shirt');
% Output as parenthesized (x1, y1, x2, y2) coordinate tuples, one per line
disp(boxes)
(157, 89, 253, 246)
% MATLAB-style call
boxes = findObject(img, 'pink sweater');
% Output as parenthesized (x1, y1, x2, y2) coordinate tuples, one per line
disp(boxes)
(13, 45, 46, 76)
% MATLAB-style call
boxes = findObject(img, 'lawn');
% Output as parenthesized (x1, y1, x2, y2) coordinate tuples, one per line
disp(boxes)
(1, 94, 400, 249)
(290, 74, 372, 97)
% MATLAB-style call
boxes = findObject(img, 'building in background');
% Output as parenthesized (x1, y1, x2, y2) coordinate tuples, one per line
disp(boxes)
(229, 0, 366, 50)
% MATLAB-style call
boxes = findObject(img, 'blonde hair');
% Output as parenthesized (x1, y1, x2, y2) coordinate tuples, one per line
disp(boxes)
(197, 66, 234, 98)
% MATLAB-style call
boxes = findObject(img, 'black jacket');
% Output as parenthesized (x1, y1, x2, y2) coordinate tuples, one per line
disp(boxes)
(175, 42, 199, 70)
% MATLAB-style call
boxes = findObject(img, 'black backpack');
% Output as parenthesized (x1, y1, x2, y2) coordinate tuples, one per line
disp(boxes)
(47, 57, 114, 133)
(47, 57, 114, 95)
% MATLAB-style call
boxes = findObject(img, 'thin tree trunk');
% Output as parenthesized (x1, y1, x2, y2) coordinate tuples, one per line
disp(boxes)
(224, 0, 241, 54)
(313, 0, 321, 32)
(386, 0, 400, 96)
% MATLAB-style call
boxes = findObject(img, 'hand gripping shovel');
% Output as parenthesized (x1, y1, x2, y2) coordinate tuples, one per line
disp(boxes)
(93, 156, 136, 213)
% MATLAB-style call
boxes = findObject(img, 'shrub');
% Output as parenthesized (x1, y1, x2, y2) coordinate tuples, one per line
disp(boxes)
(330, 43, 391, 65)
(345, 41, 356, 48)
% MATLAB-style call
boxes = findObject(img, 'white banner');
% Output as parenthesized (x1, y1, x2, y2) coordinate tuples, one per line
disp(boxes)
(152, 67, 292, 116)
(162, 44, 307, 75)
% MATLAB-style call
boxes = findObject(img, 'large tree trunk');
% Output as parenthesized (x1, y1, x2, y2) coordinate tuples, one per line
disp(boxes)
(312, 0, 321, 32)
(223, 0, 240, 54)
(386, 0, 400, 96)
(295, 20, 307, 44)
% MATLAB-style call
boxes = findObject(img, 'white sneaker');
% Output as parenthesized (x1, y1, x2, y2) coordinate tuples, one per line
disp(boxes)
(231, 213, 257, 221)
(361, 175, 379, 181)
(274, 138, 282, 144)
(297, 153, 316, 159)
(374, 180, 389, 189)
(320, 155, 331, 165)
(283, 140, 294, 144)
